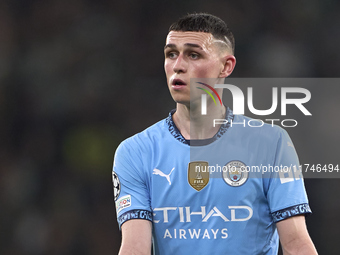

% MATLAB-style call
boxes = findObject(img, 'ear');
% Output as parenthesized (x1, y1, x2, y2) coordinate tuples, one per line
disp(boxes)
(219, 55, 236, 78)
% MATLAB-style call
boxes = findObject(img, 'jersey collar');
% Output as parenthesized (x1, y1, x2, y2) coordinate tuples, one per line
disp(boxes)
(166, 107, 234, 146)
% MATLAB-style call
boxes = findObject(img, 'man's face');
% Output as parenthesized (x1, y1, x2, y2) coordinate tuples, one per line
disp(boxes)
(164, 31, 228, 106)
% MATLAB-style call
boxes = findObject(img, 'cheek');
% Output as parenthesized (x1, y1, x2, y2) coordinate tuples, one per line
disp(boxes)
(164, 62, 172, 76)
(191, 62, 220, 77)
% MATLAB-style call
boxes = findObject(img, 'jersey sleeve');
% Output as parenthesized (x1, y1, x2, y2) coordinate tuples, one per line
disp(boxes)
(112, 138, 152, 228)
(266, 127, 312, 223)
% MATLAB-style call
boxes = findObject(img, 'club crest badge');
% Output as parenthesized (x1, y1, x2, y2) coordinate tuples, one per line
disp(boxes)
(188, 161, 209, 191)
(223, 161, 248, 187)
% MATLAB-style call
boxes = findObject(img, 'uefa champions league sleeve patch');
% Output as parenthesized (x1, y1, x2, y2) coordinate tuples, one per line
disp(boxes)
(223, 161, 248, 187)
(112, 171, 120, 201)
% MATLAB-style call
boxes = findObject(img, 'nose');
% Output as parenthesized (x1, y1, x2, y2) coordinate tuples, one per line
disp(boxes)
(173, 54, 187, 73)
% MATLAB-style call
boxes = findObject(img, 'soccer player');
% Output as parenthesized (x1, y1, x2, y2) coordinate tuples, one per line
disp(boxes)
(112, 13, 317, 254)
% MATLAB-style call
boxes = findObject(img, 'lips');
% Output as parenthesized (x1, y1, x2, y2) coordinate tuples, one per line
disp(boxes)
(172, 79, 187, 86)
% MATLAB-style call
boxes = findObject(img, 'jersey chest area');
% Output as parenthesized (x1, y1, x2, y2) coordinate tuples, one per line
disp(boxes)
(148, 150, 273, 252)
(148, 146, 268, 225)
(143, 130, 279, 254)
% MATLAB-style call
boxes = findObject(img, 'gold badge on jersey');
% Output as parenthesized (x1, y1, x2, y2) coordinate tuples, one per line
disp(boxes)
(188, 161, 209, 191)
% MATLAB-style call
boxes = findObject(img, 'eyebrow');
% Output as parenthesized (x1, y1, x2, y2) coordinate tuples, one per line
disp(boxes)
(164, 43, 203, 50)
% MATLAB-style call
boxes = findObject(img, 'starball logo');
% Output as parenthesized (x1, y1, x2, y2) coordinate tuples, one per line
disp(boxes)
(197, 82, 312, 128)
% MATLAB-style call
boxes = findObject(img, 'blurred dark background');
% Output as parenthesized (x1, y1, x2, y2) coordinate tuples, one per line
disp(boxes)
(1, 0, 339, 254)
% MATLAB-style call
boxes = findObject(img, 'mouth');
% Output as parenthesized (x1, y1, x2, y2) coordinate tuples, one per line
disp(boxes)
(171, 79, 187, 89)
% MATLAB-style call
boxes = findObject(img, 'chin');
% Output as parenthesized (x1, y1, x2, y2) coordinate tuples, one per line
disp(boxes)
(171, 96, 190, 106)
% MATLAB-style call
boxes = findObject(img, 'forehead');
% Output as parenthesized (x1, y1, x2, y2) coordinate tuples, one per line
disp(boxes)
(165, 31, 215, 49)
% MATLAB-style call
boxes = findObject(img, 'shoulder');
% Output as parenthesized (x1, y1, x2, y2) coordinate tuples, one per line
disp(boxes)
(231, 114, 288, 143)
(113, 118, 169, 177)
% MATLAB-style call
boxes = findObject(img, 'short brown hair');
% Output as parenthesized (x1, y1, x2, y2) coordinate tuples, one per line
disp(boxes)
(169, 13, 235, 54)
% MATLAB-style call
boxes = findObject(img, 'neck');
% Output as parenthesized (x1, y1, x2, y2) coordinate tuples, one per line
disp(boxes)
(173, 101, 226, 140)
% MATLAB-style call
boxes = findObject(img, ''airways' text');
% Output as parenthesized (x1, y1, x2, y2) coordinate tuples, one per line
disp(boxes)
(163, 228, 228, 239)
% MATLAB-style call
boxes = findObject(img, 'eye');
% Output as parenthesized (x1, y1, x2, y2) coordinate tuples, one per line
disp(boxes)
(189, 52, 200, 59)
(166, 52, 177, 59)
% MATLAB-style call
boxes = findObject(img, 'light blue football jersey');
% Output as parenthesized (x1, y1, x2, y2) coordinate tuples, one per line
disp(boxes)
(112, 108, 311, 255)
